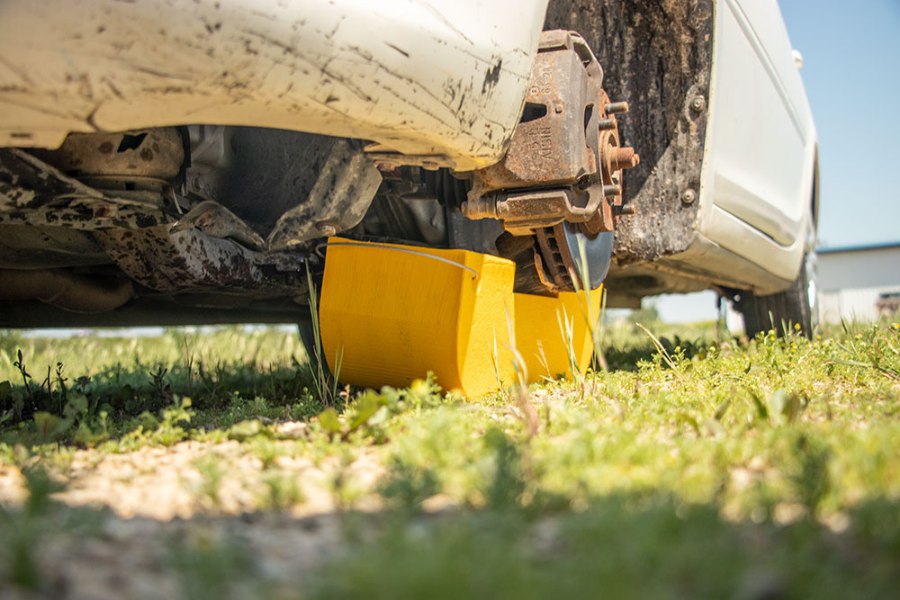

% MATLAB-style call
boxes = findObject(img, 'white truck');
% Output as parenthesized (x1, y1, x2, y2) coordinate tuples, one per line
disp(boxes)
(0, 0, 816, 343)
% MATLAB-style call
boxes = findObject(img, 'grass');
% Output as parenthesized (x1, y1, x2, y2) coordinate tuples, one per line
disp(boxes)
(0, 318, 898, 598)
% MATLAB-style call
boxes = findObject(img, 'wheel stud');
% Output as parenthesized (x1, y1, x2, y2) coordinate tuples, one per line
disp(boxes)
(610, 146, 640, 171)
(605, 101, 629, 115)
(603, 184, 621, 197)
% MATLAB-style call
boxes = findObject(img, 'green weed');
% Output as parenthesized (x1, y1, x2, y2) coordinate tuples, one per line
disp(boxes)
(306, 265, 344, 407)
(0, 468, 62, 590)
(258, 471, 304, 512)
(379, 457, 440, 514)
(193, 453, 226, 510)
(168, 527, 254, 600)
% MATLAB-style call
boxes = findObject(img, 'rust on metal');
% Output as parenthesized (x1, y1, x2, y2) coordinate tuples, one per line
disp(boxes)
(0, 149, 173, 230)
(545, 0, 716, 273)
(470, 31, 605, 194)
(33, 128, 184, 182)
(465, 30, 639, 238)
(464, 30, 638, 293)
(605, 101, 630, 114)
(95, 225, 306, 294)
(609, 146, 640, 172)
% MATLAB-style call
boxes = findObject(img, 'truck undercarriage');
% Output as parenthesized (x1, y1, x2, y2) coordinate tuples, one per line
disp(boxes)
(0, 0, 716, 327)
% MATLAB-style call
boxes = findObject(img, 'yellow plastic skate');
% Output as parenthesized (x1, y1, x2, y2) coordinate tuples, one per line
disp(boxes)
(319, 237, 602, 398)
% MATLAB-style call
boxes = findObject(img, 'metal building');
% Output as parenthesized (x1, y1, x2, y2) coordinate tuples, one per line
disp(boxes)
(817, 242, 900, 323)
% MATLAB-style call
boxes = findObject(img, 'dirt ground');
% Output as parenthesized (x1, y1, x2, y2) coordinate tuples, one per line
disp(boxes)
(0, 431, 389, 599)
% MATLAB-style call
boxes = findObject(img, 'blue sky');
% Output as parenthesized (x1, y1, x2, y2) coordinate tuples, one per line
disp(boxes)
(780, 0, 900, 249)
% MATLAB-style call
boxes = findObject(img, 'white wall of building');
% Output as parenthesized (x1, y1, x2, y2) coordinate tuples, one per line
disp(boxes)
(819, 286, 900, 323)
(817, 244, 900, 323)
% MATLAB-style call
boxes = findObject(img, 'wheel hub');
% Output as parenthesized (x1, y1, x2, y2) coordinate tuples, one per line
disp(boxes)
(463, 30, 639, 293)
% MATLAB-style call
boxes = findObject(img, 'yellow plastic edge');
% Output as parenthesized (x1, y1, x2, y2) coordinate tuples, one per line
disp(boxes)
(513, 286, 604, 381)
(319, 237, 515, 397)
(319, 237, 603, 398)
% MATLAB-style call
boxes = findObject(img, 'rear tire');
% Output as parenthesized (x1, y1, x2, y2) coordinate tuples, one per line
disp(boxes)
(737, 252, 816, 339)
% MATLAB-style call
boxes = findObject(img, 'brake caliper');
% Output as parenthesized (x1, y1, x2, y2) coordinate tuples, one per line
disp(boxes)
(463, 30, 638, 294)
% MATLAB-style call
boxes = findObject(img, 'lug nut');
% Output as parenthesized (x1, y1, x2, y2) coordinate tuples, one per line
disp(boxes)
(605, 101, 629, 115)
(681, 189, 697, 205)
(609, 146, 640, 171)
(613, 204, 635, 215)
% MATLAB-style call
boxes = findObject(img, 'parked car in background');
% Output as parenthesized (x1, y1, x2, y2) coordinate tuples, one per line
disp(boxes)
(0, 0, 816, 343)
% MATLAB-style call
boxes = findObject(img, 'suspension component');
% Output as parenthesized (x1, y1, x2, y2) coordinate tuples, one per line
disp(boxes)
(464, 30, 639, 293)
